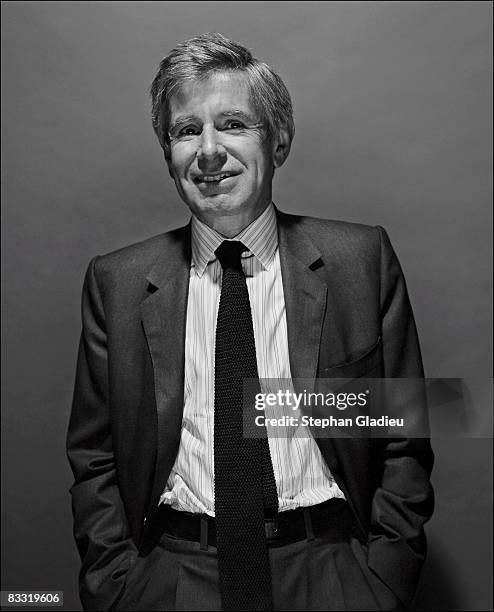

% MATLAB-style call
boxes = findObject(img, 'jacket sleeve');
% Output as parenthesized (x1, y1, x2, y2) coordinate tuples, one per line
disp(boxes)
(66, 257, 138, 611)
(366, 227, 434, 608)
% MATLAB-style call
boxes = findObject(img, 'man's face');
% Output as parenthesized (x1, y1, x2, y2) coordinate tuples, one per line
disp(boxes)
(166, 71, 278, 233)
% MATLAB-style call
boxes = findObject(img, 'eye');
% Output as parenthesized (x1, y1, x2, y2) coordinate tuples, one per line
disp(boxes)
(177, 126, 201, 137)
(224, 120, 246, 130)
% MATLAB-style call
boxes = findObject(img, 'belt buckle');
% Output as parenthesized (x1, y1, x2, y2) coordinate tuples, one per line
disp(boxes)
(264, 518, 279, 540)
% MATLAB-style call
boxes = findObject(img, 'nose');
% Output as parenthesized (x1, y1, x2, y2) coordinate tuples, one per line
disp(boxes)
(197, 125, 227, 170)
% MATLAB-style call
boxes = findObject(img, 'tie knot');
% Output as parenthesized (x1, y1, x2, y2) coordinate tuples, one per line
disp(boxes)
(215, 240, 247, 270)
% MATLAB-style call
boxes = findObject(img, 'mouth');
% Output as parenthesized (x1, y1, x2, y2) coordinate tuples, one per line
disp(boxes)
(193, 171, 240, 185)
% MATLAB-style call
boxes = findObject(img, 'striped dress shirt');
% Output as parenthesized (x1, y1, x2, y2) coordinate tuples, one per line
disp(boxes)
(160, 203, 345, 515)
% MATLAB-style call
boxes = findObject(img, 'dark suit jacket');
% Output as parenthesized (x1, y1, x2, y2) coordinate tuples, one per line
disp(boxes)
(67, 209, 434, 611)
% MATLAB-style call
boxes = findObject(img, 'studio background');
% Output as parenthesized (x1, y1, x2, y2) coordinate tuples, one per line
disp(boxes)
(2, 2, 492, 610)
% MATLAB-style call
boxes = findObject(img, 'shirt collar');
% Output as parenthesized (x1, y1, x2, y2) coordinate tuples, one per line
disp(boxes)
(191, 203, 278, 277)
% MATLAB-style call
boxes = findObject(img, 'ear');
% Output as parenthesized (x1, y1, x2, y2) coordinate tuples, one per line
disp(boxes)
(272, 125, 292, 168)
(163, 146, 175, 178)
(166, 162, 174, 178)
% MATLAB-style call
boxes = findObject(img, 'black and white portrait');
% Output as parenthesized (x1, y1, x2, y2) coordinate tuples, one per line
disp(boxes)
(2, 3, 492, 611)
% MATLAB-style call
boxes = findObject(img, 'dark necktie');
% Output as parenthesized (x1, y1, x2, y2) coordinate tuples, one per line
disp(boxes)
(214, 240, 278, 611)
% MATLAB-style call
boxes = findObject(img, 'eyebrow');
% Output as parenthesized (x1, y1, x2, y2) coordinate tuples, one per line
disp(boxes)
(169, 109, 259, 134)
(221, 109, 258, 122)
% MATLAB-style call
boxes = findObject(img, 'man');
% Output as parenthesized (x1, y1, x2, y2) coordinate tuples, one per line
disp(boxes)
(67, 33, 434, 611)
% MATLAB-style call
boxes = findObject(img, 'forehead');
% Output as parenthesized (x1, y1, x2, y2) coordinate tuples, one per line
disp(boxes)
(169, 71, 257, 121)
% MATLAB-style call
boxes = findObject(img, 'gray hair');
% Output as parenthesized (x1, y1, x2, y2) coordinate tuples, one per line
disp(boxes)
(150, 33, 294, 158)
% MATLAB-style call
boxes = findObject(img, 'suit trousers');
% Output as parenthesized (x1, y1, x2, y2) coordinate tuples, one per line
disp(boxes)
(113, 532, 405, 612)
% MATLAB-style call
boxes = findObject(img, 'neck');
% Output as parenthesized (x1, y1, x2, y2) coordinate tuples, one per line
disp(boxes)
(198, 203, 271, 238)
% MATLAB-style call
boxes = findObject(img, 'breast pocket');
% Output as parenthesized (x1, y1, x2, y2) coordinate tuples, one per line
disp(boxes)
(314, 338, 383, 439)
(321, 337, 383, 379)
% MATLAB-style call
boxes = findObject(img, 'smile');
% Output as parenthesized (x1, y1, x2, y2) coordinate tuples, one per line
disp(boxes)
(194, 172, 239, 184)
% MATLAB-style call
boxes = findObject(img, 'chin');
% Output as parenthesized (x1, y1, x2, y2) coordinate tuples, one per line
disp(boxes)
(195, 196, 244, 215)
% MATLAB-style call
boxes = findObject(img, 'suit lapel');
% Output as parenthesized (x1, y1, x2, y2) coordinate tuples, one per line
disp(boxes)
(140, 223, 191, 512)
(277, 211, 328, 392)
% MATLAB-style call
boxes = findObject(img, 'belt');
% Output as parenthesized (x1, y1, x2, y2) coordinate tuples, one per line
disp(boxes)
(154, 498, 359, 549)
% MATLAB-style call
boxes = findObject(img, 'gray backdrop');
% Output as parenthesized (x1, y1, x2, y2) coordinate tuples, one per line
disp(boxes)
(2, 2, 492, 610)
